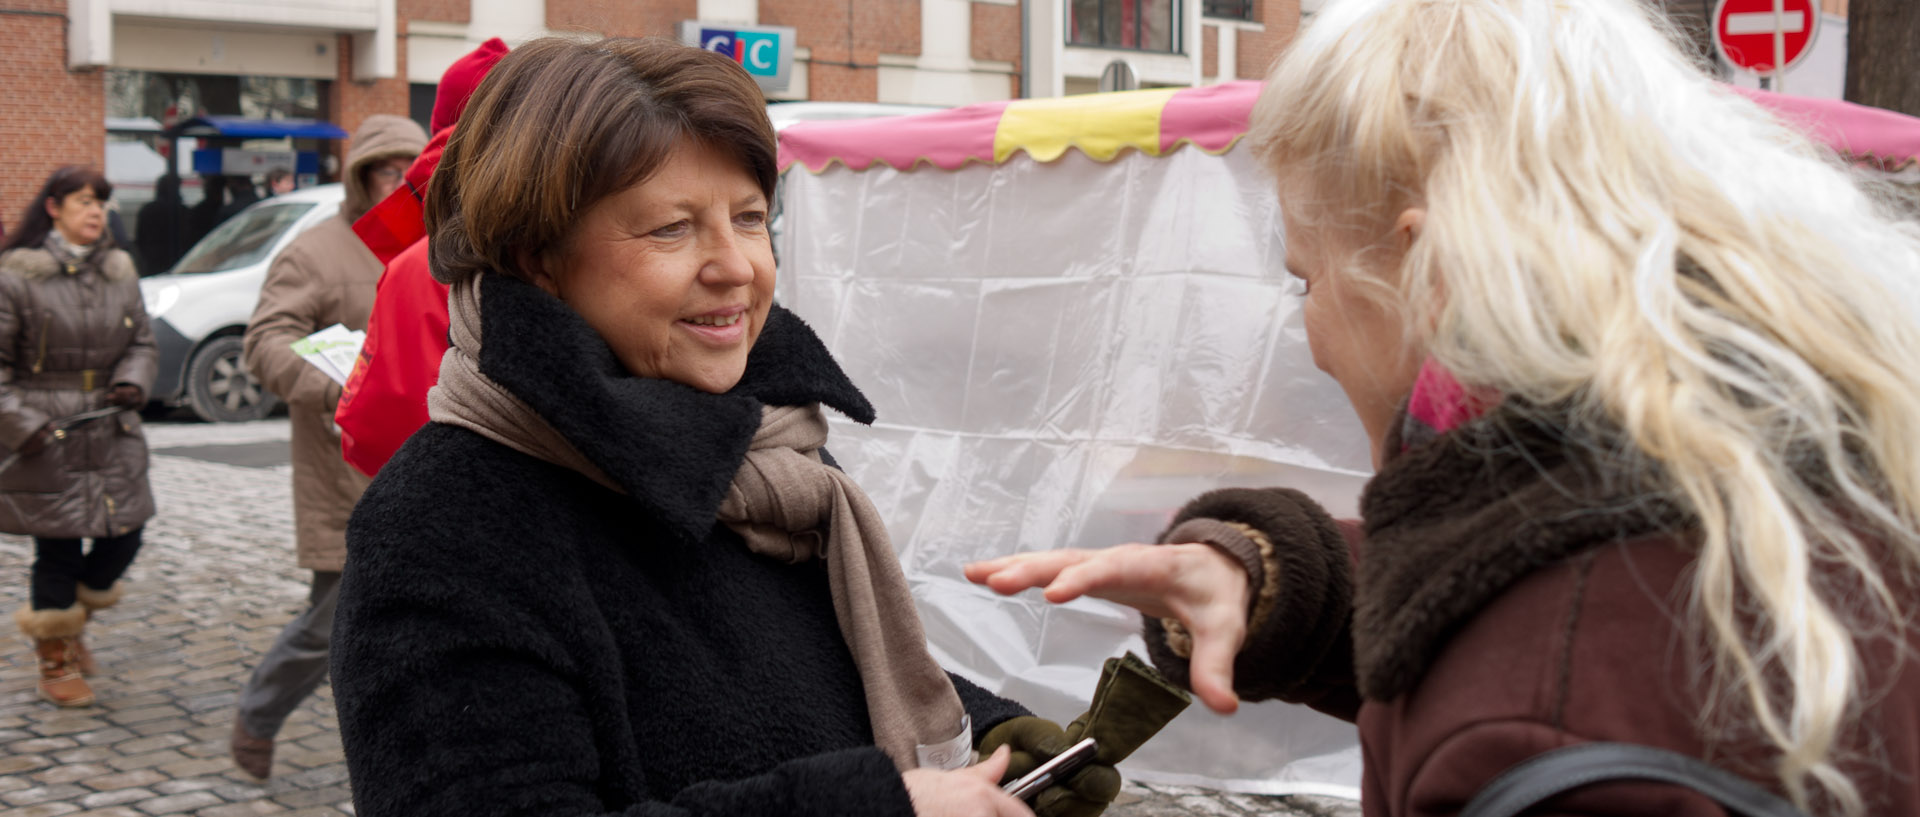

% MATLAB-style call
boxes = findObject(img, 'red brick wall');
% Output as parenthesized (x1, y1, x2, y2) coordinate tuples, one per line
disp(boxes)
(860, 0, 921, 56)
(1202, 24, 1219, 78)
(762, 0, 920, 101)
(539, 0, 934, 102)
(547, 0, 692, 38)
(806, 63, 878, 101)
(0, 2, 107, 234)
(972, 2, 1021, 66)
(972, 2, 1022, 98)
(328, 32, 413, 174)
(1236, 0, 1301, 81)
(400, 0, 469, 24)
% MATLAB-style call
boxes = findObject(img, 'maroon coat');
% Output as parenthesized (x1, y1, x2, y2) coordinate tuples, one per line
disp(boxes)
(1145, 406, 1920, 817)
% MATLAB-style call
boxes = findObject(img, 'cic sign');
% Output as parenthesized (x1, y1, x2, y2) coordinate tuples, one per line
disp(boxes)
(679, 21, 796, 93)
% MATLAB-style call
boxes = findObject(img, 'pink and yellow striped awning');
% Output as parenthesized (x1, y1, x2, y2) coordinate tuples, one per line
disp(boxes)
(776, 80, 1920, 175)
(777, 81, 1262, 173)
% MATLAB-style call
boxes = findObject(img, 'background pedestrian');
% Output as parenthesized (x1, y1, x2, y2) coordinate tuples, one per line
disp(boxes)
(0, 165, 158, 708)
(228, 114, 425, 779)
(135, 175, 189, 275)
(266, 167, 295, 197)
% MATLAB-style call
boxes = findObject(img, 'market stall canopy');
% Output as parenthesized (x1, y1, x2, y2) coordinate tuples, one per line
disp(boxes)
(775, 80, 1370, 798)
(1737, 87, 1920, 172)
(779, 80, 1920, 174)
(770, 78, 1920, 799)
(779, 81, 1261, 172)
(162, 115, 349, 141)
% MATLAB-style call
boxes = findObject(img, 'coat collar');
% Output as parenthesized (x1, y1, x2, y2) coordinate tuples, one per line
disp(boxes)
(472, 272, 875, 542)
(1, 243, 136, 283)
(1353, 403, 1690, 700)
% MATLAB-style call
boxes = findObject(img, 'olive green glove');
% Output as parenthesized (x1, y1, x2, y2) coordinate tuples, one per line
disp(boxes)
(1062, 652, 1194, 768)
(977, 716, 1122, 817)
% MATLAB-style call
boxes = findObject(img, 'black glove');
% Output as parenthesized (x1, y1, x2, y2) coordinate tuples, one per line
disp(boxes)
(977, 716, 1121, 817)
(108, 384, 144, 408)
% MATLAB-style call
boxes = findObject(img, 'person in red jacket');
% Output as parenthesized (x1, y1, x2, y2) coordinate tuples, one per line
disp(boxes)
(334, 37, 507, 477)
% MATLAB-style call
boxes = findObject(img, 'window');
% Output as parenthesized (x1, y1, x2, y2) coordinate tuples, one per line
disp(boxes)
(1069, 0, 1180, 53)
(172, 203, 315, 275)
(409, 83, 437, 135)
(1202, 0, 1255, 21)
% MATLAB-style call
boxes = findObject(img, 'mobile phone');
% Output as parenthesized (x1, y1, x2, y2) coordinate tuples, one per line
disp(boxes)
(1000, 737, 1099, 802)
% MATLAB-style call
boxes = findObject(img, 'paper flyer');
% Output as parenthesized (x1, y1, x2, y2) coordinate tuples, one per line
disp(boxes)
(289, 323, 365, 387)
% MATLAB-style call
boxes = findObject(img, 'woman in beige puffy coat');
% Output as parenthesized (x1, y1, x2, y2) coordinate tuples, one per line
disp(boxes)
(0, 166, 158, 708)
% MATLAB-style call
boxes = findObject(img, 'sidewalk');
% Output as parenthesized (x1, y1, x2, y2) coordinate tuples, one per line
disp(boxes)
(0, 418, 1358, 817)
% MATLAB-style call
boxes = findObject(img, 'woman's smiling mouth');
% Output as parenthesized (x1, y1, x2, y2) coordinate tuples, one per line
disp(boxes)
(684, 312, 744, 327)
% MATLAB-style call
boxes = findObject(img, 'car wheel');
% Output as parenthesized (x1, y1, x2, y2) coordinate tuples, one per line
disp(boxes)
(185, 335, 280, 422)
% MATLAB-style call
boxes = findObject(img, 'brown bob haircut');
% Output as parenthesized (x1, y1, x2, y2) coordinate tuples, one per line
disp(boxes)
(426, 37, 777, 285)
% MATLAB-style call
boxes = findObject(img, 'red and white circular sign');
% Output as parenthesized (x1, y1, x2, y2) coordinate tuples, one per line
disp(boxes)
(1713, 0, 1820, 75)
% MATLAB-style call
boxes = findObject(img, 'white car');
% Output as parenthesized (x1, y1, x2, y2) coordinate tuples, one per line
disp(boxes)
(139, 184, 345, 422)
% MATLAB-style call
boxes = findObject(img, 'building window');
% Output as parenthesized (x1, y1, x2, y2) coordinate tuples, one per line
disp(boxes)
(1069, 0, 1180, 53)
(1202, 0, 1255, 22)
(409, 83, 437, 135)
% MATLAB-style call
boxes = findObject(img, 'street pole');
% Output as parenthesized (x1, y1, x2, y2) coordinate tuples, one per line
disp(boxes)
(1771, 0, 1787, 94)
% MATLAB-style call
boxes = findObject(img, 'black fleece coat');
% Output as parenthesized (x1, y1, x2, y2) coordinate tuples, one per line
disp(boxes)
(333, 273, 1026, 817)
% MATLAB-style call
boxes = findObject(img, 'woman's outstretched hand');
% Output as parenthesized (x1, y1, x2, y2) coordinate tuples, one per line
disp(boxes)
(964, 544, 1251, 714)
(904, 745, 1034, 817)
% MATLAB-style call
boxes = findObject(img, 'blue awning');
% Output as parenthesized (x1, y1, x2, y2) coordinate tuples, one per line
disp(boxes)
(165, 115, 349, 140)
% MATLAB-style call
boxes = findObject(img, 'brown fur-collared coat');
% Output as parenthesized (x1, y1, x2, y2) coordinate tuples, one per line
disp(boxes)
(0, 243, 156, 538)
(1146, 405, 1920, 817)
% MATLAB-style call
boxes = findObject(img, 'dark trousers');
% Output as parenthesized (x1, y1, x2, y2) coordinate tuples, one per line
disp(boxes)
(237, 570, 339, 740)
(30, 527, 144, 610)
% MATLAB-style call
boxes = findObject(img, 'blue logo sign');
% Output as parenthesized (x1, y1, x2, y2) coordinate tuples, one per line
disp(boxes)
(682, 21, 794, 90)
(700, 27, 780, 77)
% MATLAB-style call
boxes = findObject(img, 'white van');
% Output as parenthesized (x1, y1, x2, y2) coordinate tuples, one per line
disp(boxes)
(139, 184, 345, 422)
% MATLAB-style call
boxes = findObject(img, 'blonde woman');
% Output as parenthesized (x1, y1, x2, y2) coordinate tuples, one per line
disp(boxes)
(968, 0, 1920, 814)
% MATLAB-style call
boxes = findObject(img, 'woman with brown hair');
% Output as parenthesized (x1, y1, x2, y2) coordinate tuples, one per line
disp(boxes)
(1, 166, 157, 708)
(331, 37, 1114, 817)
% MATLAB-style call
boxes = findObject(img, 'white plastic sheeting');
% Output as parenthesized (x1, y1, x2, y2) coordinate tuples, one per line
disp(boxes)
(776, 143, 1371, 796)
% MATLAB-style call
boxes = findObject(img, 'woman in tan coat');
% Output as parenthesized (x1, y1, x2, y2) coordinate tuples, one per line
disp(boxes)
(230, 113, 426, 779)
(1, 166, 159, 708)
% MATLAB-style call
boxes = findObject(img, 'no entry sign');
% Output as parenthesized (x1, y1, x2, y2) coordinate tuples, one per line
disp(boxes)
(1714, 0, 1820, 76)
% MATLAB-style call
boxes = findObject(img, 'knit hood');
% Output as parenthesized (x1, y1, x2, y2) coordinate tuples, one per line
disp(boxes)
(351, 38, 509, 263)
(433, 37, 510, 133)
(342, 114, 428, 224)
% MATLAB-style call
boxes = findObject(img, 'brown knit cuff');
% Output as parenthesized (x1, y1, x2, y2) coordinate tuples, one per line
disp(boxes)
(1157, 517, 1281, 659)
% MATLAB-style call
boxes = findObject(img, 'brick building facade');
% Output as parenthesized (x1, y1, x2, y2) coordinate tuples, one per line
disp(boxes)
(0, 0, 1304, 245)
(0, 2, 106, 237)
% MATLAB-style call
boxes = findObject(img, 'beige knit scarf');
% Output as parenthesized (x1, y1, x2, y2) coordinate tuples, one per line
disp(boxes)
(426, 276, 970, 772)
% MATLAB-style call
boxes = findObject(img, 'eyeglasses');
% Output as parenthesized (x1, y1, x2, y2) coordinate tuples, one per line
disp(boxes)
(369, 166, 405, 183)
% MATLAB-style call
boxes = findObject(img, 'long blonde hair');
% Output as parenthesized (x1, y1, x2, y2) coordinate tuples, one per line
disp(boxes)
(1252, 1, 1920, 812)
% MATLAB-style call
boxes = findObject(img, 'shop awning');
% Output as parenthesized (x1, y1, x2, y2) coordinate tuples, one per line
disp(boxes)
(779, 80, 1920, 174)
(164, 115, 349, 140)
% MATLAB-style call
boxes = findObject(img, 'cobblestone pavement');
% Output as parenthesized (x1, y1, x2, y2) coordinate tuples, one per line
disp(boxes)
(0, 417, 1360, 817)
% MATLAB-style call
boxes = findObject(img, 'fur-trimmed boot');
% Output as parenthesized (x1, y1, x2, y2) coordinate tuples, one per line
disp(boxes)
(14, 604, 94, 707)
(72, 582, 123, 677)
